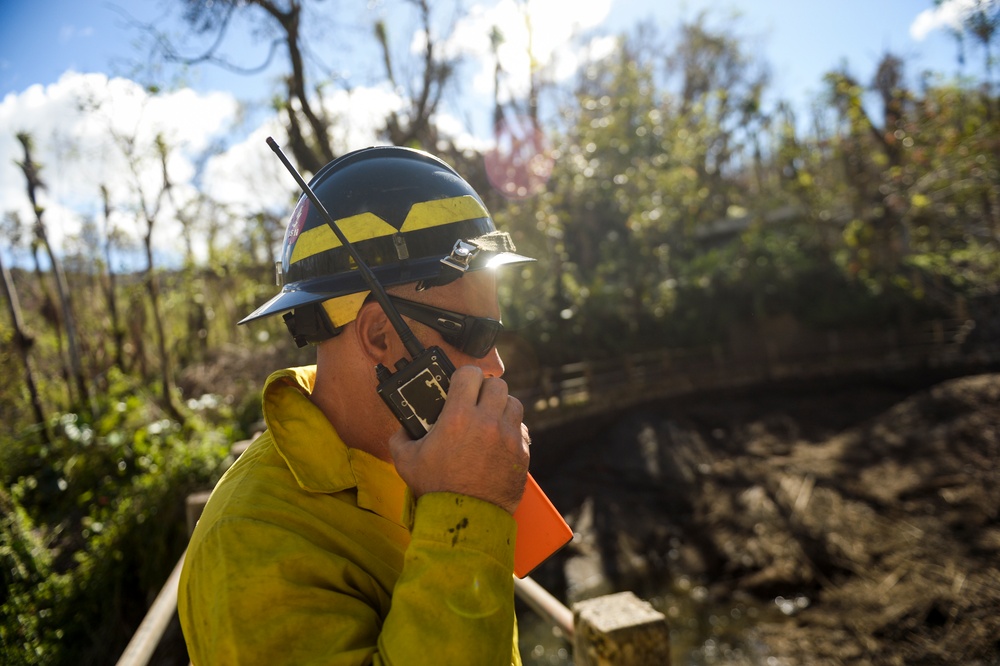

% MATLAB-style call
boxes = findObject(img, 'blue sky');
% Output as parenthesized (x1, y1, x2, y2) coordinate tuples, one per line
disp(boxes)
(0, 0, 981, 106)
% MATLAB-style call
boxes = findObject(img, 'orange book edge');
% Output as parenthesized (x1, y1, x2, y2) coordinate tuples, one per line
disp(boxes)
(512, 474, 574, 578)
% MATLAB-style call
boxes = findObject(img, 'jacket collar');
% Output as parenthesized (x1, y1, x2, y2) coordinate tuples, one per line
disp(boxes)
(262, 366, 410, 526)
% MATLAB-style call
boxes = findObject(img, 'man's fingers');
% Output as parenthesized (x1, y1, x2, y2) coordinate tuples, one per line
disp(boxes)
(438, 367, 510, 421)
(390, 363, 529, 513)
(503, 395, 524, 424)
(438, 366, 484, 417)
(388, 426, 418, 463)
(476, 376, 510, 411)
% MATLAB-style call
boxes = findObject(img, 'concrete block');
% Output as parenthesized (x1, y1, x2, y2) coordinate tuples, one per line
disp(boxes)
(572, 591, 670, 665)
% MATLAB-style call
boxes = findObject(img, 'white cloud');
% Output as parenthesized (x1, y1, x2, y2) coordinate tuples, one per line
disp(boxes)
(201, 120, 294, 218)
(910, 0, 997, 40)
(0, 72, 239, 265)
(441, 0, 613, 102)
(434, 111, 493, 154)
(0, 68, 497, 268)
(202, 84, 406, 217)
(320, 86, 406, 152)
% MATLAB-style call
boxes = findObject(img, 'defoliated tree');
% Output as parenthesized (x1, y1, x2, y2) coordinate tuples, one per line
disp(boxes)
(14, 133, 94, 415)
(98, 185, 127, 373)
(141, 0, 460, 169)
(163, 0, 334, 174)
(936, 0, 999, 98)
(114, 129, 185, 422)
(373, 0, 455, 148)
(0, 228, 50, 441)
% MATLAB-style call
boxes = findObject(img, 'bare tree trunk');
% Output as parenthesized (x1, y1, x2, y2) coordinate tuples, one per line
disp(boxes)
(128, 287, 149, 378)
(16, 133, 93, 415)
(142, 136, 184, 422)
(100, 185, 126, 372)
(250, 0, 333, 172)
(28, 237, 70, 393)
(375, 0, 447, 148)
(0, 252, 50, 442)
(141, 226, 183, 422)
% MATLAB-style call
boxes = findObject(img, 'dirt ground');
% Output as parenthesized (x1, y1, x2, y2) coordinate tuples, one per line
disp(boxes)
(526, 370, 1000, 665)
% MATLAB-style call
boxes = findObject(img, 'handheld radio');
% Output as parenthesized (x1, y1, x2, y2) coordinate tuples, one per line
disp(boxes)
(267, 138, 572, 577)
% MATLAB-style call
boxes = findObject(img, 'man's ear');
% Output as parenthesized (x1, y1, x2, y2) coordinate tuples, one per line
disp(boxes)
(353, 301, 393, 365)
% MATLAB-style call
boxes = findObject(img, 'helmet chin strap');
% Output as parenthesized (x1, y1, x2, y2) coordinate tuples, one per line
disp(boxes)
(283, 305, 343, 348)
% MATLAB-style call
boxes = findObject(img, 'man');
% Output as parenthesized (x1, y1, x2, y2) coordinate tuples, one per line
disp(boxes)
(178, 145, 534, 665)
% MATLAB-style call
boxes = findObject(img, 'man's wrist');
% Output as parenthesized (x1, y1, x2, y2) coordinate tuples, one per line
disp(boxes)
(410, 492, 517, 569)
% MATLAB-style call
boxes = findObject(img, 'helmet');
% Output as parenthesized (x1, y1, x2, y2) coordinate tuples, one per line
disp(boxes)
(240, 145, 534, 346)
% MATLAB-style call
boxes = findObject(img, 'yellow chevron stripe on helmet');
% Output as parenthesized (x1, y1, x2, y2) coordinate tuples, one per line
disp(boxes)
(400, 195, 489, 231)
(289, 212, 395, 265)
(288, 195, 489, 265)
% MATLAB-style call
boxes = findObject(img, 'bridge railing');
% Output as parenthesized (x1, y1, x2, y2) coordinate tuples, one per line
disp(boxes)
(518, 318, 980, 429)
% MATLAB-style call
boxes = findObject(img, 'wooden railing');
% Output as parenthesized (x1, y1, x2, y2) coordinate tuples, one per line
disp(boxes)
(114, 550, 186, 666)
(516, 318, 982, 430)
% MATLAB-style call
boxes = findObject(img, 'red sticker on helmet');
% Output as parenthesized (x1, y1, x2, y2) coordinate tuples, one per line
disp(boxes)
(282, 197, 310, 266)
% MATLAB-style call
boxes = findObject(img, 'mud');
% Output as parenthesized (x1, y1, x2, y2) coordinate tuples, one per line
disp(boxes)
(526, 371, 1000, 665)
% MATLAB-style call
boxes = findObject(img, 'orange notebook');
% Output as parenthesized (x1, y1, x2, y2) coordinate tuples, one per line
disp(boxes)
(512, 474, 574, 578)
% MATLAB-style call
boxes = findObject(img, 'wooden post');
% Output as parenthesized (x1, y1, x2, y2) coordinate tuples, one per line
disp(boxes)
(185, 490, 212, 536)
(573, 591, 671, 665)
(185, 438, 255, 535)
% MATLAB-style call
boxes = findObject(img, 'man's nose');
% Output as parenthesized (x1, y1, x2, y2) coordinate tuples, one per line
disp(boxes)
(475, 347, 505, 378)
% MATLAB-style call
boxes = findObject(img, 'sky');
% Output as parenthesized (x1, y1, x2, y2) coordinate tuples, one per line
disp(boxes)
(0, 0, 989, 266)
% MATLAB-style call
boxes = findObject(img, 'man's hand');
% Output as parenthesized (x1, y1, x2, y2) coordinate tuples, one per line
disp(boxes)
(388, 365, 530, 514)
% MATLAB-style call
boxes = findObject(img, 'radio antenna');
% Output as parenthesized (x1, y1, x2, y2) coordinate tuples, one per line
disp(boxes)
(267, 137, 424, 359)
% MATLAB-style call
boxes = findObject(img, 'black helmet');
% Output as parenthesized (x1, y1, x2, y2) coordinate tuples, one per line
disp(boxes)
(240, 145, 533, 345)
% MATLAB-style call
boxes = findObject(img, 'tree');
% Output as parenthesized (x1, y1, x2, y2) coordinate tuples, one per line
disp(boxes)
(820, 46, 1000, 313)
(114, 129, 185, 421)
(0, 245, 50, 442)
(937, 0, 1000, 101)
(824, 54, 915, 281)
(374, 0, 455, 148)
(665, 13, 770, 234)
(99, 185, 127, 373)
(14, 133, 93, 415)
(164, 0, 334, 173)
(145, 0, 462, 169)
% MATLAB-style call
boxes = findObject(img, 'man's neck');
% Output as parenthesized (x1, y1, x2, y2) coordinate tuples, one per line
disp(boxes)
(310, 364, 395, 462)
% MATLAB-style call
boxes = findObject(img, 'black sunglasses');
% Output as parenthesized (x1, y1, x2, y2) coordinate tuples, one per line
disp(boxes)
(388, 296, 503, 359)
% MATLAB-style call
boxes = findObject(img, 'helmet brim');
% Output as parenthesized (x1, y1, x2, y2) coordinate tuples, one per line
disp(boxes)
(238, 249, 534, 325)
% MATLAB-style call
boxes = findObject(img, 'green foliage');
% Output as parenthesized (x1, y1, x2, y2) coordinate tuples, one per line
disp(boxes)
(0, 488, 59, 665)
(0, 368, 232, 665)
(493, 15, 998, 362)
(666, 224, 948, 347)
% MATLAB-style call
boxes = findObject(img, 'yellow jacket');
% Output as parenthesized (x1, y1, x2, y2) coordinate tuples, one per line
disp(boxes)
(179, 366, 521, 665)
